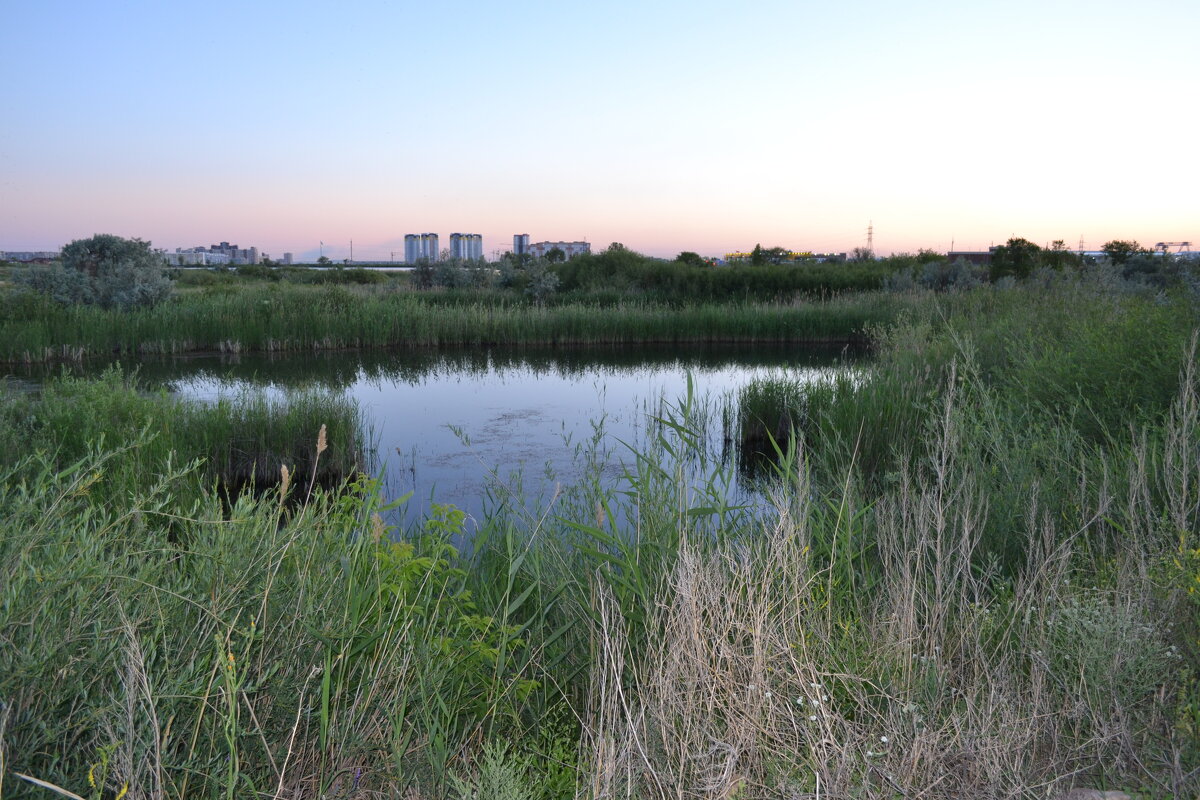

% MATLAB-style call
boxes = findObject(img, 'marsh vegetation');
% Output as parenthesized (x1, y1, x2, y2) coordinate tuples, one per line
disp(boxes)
(2, 242, 1199, 798)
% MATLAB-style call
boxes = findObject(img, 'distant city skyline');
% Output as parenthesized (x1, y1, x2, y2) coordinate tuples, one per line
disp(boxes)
(4, 227, 1191, 264)
(3, 1, 1196, 260)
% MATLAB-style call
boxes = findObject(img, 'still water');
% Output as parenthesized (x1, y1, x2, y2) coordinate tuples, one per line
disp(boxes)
(98, 344, 855, 525)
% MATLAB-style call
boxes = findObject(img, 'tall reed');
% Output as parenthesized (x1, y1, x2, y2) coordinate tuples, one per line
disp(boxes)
(0, 285, 908, 363)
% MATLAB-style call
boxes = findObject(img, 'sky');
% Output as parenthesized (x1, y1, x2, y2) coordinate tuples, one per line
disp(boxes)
(3, 0, 1198, 260)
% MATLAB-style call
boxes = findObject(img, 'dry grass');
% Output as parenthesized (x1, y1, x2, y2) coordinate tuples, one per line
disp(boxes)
(578, 364, 1198, 799)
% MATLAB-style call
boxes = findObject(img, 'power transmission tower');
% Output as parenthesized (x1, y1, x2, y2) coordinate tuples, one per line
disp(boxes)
(867, 221, 874, 253)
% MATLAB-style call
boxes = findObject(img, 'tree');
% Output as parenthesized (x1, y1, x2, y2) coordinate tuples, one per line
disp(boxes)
(1042, 240, 1081, 270)
(761, 246, 790, 264)
(17, 233, 172, 309)
(989, 237, 1042, 281)
(544, 247, 566, 263)
(316, 255, 331, 265)
(750, 244, 765, 266)
(851, 247, 875, 262)
(1101, 240, 1149, 266)
(675, 251, 706, 268)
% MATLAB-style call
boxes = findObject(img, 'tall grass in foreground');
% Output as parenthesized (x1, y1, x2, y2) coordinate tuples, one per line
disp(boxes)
(1, 358, 1196, 798)
(580, 348, 1200, 798)
(2, 279, 1198, 798)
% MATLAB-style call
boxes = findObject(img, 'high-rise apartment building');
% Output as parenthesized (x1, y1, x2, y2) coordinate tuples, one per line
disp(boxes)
(513, 233, 530, 256)
(528, 240, 591, 260)
(450, 233, 483, 261)
(404, 233, 440, 263)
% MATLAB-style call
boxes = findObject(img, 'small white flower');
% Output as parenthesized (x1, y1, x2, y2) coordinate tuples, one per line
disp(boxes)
(880, 736, 888, 743)
(747, 683, 756, 691)
(822, 694, 829, 701)
(795, 697, 805, 706)
(808, 714, 817, 721)
(764, 691, 772, 699)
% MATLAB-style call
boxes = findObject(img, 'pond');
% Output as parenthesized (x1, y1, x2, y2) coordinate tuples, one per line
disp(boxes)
(27, 343, 859, 528)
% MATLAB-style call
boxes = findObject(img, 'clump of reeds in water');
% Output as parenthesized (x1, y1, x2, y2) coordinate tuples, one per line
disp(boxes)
(183, 387, 363, 500)
(734, 376, 810, 479)
(738, 376, 806, 440)
(0, 366, 366, 504)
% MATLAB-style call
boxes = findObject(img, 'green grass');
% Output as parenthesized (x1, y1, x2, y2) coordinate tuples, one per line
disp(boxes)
(2, 276, 1199, 798)
(0, 367, 365, 506)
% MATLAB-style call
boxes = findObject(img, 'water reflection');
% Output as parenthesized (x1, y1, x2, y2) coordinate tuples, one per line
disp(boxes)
(17, 343, 858, 527)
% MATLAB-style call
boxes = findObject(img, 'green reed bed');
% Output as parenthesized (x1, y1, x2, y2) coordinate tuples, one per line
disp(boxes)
(0, 367, 365, 504)
(0, 285, 909, 362)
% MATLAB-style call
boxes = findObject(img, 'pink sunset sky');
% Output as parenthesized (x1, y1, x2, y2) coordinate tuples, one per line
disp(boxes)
(4, 0, 1197, 261)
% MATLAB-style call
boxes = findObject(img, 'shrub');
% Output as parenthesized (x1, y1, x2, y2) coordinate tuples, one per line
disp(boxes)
(235, 263, 277, 281)
(524, 261, 560, 304)
(919, 257, 986, 291)
(11, 263, 95, 305)
(14, 233, 172, 309)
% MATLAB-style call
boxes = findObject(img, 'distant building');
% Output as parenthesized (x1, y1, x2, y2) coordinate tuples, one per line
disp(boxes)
(404, 233, 440, 264)
(528, 240, 590, 260)
(450, 233, 483, 260)
(1, 250, 60, 262)
(162, 248, 232, 266)
(513, 233, 530, 256)
(282, 252, 294, 265)
(188, 241, 261, 265)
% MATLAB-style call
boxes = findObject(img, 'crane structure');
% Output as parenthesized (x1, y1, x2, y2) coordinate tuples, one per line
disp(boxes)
(1154, 241, 1192, 254)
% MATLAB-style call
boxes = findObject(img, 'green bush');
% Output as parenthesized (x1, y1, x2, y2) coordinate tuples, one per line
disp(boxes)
(13, 233, 172, 309)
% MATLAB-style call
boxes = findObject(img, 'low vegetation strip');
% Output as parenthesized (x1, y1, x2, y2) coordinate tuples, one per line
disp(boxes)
(0, 288, 907, 363)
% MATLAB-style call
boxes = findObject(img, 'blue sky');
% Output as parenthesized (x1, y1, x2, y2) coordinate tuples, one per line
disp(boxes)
(3, 0, 1197, 259)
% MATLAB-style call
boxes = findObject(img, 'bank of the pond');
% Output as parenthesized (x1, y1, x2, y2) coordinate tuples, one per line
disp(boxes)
(0, 287, 909, 363)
